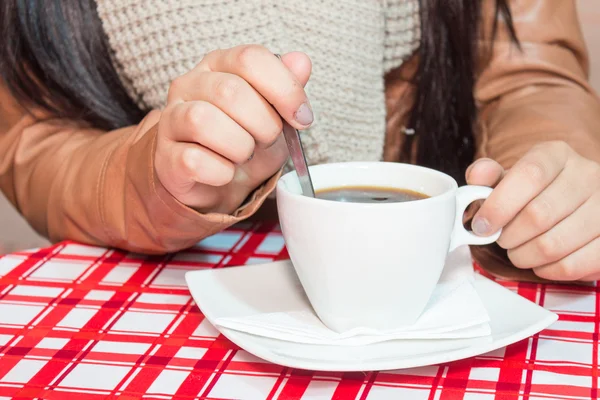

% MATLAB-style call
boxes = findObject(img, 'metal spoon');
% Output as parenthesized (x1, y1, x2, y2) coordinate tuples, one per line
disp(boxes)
(281, 119, 315, 197)
(274, 53, 315, 197)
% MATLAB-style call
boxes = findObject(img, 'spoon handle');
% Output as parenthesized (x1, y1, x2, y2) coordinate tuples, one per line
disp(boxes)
(282, 120, 315, 197)
(272, 53, 315, 197)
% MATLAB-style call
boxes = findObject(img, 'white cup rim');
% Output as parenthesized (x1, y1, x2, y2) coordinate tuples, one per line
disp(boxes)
(277, 161, 459, 208)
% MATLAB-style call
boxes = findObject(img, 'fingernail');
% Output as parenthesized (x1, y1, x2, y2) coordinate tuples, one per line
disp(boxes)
(294, 103, 313, 126)
(472, 217, 491, 236)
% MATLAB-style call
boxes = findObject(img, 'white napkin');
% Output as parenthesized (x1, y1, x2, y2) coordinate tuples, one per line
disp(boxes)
(215, 245, 491, 346)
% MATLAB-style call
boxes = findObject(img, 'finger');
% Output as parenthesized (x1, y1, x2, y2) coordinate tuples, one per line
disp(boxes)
(498, 159, 598, 249)
(164, 101, 256, 164)
(168, 72, 283, 147)
(472, 142, 569, 236)
(533, 236, 600, 281)
(240, 133, 290, 183)
(507, 192, 600, 268)
(580, 271, 600, 282)
(201, 46, 313, 128)
(279, 51, 312, 86)
(466, 158, 505, 188)
(170, 141, 236, 187)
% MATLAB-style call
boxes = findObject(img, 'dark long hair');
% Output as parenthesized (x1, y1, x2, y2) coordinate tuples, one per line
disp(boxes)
(0, 0, 144, 130)
(0, 0, 517, 181)
(405, 0, 518, 183)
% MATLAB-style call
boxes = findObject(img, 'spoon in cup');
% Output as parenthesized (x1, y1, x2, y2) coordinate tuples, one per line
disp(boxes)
(274, 53, 315, 198)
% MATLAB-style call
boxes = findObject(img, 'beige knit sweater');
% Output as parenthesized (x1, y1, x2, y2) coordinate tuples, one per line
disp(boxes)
(95, 0, 420, 165)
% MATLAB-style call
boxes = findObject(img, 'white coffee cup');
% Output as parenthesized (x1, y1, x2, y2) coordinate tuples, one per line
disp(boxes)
(276, 161, 501, 333)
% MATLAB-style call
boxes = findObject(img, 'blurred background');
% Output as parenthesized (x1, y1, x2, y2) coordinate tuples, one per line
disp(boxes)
(1, 0, 600, 253)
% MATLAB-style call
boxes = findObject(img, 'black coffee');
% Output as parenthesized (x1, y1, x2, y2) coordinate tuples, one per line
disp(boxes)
(315, 185, 429, 204)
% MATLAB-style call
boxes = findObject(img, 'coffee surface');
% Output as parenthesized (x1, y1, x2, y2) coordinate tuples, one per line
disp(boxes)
(315, 185, 429, 203)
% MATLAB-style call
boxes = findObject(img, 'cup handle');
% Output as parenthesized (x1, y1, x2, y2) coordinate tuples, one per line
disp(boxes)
(448, 185, 502, 252)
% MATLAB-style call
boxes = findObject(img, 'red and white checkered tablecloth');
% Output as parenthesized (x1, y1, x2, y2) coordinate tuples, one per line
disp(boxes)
(0, 221, 598, 400)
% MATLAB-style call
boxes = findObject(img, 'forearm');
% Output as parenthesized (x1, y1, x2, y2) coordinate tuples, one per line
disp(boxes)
(1, 111, 279, 254)
(477, 84, 600, 168)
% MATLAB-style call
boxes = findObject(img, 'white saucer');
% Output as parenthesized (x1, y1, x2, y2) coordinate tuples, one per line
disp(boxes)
(185, 261, 557, 372)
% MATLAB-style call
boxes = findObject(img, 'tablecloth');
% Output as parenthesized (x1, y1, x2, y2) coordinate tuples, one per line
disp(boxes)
(0, 221, 598, 399)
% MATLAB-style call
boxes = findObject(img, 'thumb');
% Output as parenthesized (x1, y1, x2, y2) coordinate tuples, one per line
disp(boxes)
(466, 158, 505, 188)
(280, 52, 312, 87)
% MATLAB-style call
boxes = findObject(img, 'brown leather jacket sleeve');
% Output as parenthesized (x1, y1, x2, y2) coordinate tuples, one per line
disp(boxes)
(0, 83, 279, 254)
(471, 0, 600, 282)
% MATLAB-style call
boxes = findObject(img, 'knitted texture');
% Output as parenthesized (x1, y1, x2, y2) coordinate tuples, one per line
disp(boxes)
(95, 0, 420, 165)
